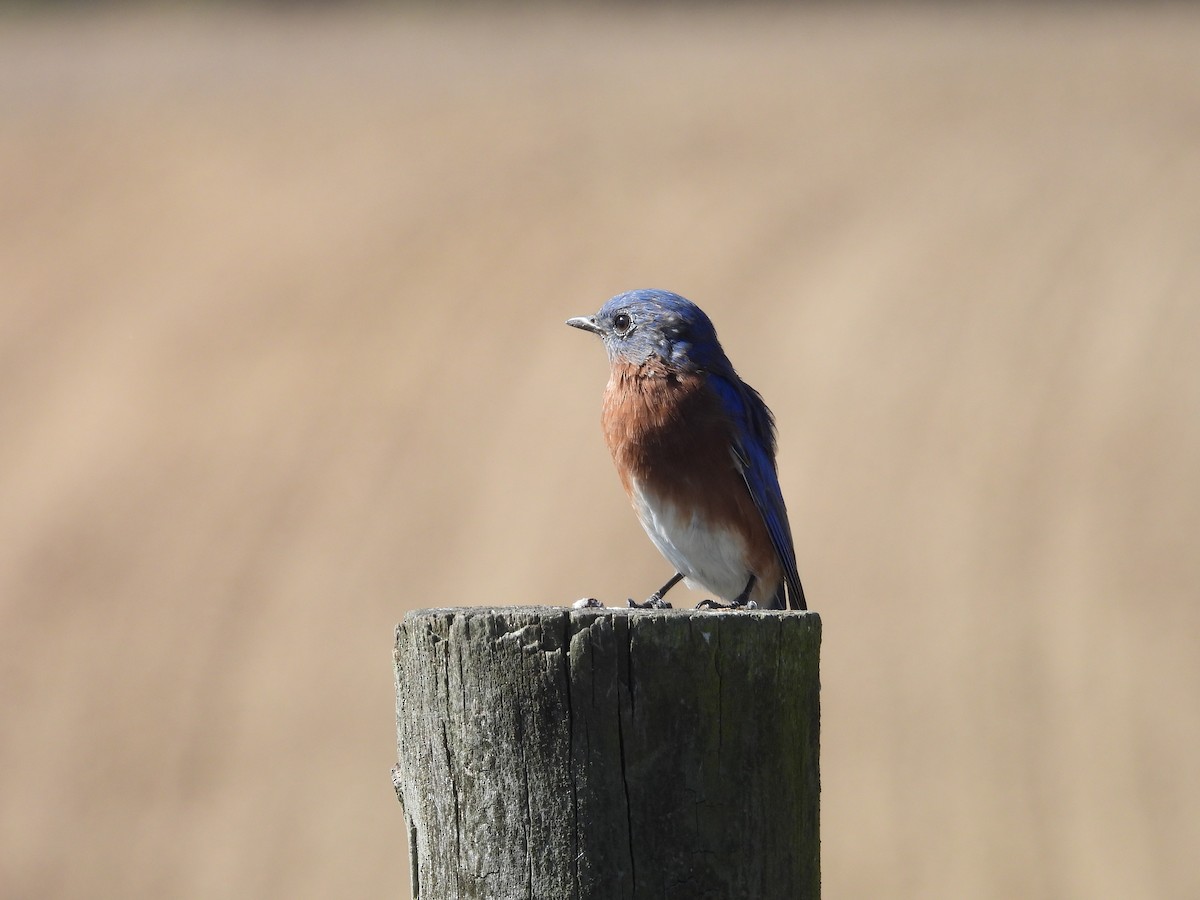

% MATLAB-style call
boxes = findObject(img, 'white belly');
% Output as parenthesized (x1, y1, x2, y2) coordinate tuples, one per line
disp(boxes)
(629, 478, 751, 601)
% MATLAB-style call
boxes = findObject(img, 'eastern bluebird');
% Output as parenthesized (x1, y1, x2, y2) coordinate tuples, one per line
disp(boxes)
(567, 289, 806, 611)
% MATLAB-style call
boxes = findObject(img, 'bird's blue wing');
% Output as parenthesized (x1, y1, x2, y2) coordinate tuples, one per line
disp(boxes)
(708, 373, 807, 611)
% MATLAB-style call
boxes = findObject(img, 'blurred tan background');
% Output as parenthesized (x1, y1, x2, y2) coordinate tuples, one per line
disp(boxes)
(2, 4, 1198, 898)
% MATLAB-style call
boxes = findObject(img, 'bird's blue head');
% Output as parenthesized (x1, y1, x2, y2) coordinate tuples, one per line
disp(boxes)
(566, 289, 729, 373)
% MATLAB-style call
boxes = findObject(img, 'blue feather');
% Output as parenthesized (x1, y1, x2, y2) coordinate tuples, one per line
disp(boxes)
(707, 372, 806, 610)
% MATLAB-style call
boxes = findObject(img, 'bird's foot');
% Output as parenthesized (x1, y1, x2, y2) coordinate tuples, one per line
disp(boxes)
(573, 597, 604, 609)
(696, 574, 758, 610)
(628, 595, 672, 609)
(695, 598, 759, 611)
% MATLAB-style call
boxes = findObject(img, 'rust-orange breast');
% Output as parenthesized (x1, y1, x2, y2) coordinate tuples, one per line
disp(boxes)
(600, 360, 780, 586)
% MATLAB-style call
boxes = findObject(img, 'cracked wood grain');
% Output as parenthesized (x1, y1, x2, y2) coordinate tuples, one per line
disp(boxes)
(394, 607, 821, 899)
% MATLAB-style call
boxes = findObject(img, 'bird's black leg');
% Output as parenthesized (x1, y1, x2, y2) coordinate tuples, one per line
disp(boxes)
(731, 574, 758, 607)
(696, 574, 758, 610)
(628, 572, 683, 609)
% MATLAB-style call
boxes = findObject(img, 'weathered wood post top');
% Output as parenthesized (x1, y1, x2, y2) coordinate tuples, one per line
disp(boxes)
(394, 606, 821, 899)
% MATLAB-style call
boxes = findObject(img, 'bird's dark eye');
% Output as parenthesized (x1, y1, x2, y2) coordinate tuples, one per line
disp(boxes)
(612, 313, 632, 335)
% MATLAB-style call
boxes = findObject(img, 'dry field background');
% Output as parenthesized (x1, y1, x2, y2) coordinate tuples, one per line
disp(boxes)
(2, 4, 1198, 898)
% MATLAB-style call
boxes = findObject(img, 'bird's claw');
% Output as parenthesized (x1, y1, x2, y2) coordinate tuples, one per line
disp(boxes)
(695, 598, 758, 611)
(627, 595, 672, 609)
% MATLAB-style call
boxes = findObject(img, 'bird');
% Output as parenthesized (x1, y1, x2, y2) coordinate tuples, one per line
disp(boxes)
(567, 289, 806, 611)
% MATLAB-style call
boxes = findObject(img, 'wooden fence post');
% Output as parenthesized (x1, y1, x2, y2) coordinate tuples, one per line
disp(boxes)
(393, 607, 821, 899)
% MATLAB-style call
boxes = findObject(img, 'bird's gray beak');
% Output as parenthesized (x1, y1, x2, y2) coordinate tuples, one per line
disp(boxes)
(566, 315, 604, 336)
